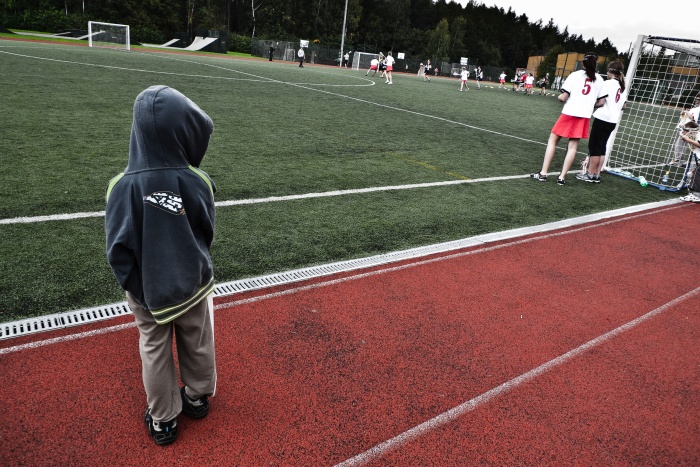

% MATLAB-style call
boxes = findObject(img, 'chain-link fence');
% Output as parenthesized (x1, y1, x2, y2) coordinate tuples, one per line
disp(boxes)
(252, 39, 348, 65)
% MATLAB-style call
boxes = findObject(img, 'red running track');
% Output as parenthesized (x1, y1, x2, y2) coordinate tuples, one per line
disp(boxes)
(1, 203, 699, 465)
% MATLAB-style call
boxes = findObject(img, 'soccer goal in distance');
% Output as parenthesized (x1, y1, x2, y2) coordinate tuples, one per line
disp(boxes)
(88, 21, 130, 51)
(352, 52, 380, 71)
(605, 35, 700, 191)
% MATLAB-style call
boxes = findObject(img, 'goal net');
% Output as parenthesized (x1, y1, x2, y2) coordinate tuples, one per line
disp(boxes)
(352, 52, 379, 71)
(88, 21, 130, 51)
(606, 35, 700, 191)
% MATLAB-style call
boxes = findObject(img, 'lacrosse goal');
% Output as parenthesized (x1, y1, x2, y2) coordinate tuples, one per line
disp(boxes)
(605, 35, 700, 191)
(88, 21, 130, 51)
(352, 52, 380, 71)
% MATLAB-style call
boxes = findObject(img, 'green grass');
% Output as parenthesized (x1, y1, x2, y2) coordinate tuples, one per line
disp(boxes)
(0, 38, 674, 322)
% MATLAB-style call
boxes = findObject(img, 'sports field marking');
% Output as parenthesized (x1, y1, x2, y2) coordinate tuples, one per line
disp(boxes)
(0, 322, 135, 355)
(333, 286, 700, 466)
(0, 173, 559, 225)
(0, 47, 375, 87)
(2, 42, 558, 149)
(140, 50, 376, 88)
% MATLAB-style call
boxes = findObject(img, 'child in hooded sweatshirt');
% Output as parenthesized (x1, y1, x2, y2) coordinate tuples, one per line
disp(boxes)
(105, 85, 217, 446)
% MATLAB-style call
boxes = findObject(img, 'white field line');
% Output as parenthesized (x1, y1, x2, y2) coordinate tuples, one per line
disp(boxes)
(0, 174, 529, 225)
(0, 48, 374, 87)
(150, 50, 551, 150)
(334, 286, 700, 467)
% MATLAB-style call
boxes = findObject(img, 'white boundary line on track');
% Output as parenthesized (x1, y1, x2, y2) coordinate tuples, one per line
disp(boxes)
(0, 323, 135, 355)
(334, 285, 700, 466)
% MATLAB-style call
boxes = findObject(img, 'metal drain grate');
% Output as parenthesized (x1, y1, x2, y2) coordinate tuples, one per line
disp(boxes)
(2, 239, 486, 341)
(0, 302, 132, 340)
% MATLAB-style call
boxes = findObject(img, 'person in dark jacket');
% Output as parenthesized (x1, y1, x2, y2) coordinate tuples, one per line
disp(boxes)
(105, 85, 217, 446)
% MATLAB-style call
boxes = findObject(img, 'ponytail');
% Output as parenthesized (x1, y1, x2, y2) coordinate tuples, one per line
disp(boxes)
(583, 52, 598, 81)
(607, 60, 626, 92)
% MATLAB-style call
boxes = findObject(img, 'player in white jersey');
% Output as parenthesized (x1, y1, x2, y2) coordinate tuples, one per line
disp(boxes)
(385, 52, 395, 84)
(459, 67, 469, 91)
(577, 61, 627, 183)
(365, 58, 379, 76)
(524, 73, 535, 95)
(668, 94, 700, 164)
(680, 120, 700, 202)
(499, 72, 506, 89)
(532, 52, 607, 185)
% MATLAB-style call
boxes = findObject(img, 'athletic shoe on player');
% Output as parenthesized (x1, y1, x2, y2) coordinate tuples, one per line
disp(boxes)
(593, 175, 601, 183)
(531, 172, 547, 182)
(145, 407, 178, 446)
(576, 173, 597, 183)
(557, 177, 566, 186)
(680, 193, 700, 202)
(180, 387, 209, 419)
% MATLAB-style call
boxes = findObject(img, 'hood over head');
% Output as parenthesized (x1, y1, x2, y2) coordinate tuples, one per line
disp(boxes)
(127, 85, 214, 171)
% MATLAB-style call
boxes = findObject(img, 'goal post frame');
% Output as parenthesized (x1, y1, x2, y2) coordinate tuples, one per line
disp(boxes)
(352, 52, 380, 71)
(604, 34, 700, 191)
(88, 21, 131, 51)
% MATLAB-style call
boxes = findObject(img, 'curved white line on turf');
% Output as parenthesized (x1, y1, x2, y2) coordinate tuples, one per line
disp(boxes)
(138, 50, 377, 88)
(333, 285, 700, 466)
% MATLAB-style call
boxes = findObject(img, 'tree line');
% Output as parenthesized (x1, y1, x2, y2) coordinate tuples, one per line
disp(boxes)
(2, 0, 622, 68)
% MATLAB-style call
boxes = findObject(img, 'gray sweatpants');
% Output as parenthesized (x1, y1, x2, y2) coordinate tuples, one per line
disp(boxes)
(127, 291, 217, 423)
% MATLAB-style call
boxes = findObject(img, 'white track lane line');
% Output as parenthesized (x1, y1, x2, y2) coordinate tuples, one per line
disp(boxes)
(334, 286, 700, 466)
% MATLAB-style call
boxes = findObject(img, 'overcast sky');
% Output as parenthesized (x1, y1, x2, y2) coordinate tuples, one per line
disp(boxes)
(454, 1, 699, 53)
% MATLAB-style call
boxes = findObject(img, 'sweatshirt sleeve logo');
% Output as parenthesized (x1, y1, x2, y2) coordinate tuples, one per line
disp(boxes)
(143, 191, 185, 215)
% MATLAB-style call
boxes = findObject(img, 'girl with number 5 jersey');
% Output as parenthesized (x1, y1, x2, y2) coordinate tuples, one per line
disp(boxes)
(532, 52, 607, 185)
(578, 61, 627, 183)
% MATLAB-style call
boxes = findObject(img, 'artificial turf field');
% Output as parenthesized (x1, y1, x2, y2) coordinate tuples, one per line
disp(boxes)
(0, 36, 676, 322)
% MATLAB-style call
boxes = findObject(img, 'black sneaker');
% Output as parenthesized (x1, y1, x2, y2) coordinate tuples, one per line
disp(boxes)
(180, 387, 209, 419)
(592, 175, 601, 183)
(576, 173, 596, 183)
(557, 177, 566, 186)
(145, 407, 178, 446)
(531, 172, 547, 182)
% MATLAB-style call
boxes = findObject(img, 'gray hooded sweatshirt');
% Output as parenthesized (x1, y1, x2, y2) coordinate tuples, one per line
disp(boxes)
(105, 85, 216, 324)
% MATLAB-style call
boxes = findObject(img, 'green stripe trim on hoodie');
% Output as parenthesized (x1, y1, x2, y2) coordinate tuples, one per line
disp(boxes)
(189, 166, 214, 197)
(150, 277, 215, 324)
(105, 173, 125, 202)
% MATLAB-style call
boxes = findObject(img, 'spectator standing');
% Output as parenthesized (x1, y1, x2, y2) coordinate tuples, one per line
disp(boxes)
(105, 85, 218, 446)
(577, 61, 627, 183)
(531, 52, 607, 185)
(298, 46, 305, 68)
